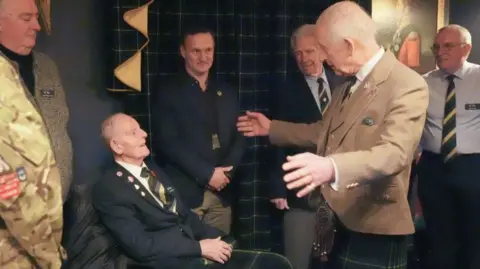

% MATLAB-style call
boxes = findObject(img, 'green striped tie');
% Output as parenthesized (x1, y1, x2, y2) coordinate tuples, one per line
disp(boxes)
(441, 75, 457, 162)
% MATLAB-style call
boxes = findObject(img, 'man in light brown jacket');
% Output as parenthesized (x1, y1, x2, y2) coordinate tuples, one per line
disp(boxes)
(237, 2, 428, 269)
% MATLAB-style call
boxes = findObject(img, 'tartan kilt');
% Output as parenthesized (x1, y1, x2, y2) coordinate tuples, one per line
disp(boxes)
(188, 250, 293, 269)
(327, 226, 408, 269)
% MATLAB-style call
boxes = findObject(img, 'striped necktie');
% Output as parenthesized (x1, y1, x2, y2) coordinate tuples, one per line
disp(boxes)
(441, 75, 457, 162)
(141, 167, 176, 213)
(317, 78, 330, 115)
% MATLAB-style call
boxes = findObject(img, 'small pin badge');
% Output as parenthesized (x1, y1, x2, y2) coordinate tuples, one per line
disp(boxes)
(217, 90, 222, 96)
(128, 176, 134, 183)
(134, 184, 140, 190)
(16, 167, 27, 181)
(362, 117, 374, 126)
(141, 192, 145, 196)
(116, 171, 123, 177)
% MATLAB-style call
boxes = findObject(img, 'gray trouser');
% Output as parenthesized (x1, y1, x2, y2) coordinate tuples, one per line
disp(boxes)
(283, 208, 316, 269)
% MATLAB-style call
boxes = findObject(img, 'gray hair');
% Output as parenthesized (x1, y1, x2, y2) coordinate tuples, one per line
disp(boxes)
(438, 24, 472, 45)
(290, 24, 316, 51)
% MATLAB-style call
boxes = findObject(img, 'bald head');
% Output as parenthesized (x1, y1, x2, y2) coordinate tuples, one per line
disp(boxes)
(317, 1, 377, 46)
(314, 1, 380, 76)
(101, 113, 129, 143)
(101, 113, 149, 165)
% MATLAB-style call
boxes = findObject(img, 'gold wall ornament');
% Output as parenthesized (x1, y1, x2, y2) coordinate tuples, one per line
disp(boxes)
(36, 0, 51, 34)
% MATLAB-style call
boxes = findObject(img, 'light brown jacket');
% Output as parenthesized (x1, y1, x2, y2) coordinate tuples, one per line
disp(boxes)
(269, 51, 428, 235)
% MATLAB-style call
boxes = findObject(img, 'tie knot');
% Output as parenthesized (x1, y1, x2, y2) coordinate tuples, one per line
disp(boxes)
(317, 77, 324, 84)
(140, 167, 150, 178)
(446, 74, 456, 83)
(347, 76, 357, 85)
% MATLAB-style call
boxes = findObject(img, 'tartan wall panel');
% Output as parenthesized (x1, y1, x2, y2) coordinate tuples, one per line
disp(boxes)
(106, 0, 373, 251)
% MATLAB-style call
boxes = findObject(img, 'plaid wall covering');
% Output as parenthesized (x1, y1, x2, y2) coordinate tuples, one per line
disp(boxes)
(107, 0, 371, 251)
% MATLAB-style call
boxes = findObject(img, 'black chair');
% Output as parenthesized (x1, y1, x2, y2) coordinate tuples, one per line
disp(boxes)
(62, 184, 143, 269)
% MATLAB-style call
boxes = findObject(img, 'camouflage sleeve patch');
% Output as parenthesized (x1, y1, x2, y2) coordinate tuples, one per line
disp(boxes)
(0, 156, 26, 200)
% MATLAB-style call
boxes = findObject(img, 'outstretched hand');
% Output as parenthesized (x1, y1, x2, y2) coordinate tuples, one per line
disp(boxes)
(236, 111, 271, 137)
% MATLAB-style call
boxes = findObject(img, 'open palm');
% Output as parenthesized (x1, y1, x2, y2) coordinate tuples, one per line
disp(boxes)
(236, 111, 271, 137)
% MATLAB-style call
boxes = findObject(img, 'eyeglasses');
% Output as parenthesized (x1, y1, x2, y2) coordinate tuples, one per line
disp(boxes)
(431, 43, 466, 52)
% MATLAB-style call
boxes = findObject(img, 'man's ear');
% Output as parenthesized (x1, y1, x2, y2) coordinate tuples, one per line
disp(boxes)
(110, 139, 123, 155)
(344, 38, 355, 58)
(180, 45, 186, 59)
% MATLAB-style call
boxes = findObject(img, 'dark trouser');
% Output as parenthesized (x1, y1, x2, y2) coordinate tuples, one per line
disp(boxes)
(327, 224, 408, 269)
(417, 151, 480, 269)
(283, 208, 317, 269)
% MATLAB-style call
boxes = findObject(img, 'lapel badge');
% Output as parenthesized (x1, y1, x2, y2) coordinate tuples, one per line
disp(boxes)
(141, 191, 145, 196)
(217, 90, 222, 96)
(150, 171, 156, 178)
(134, 184, 140, 190)
(15, 167, 27, 181)
(116, 171, 123, 177)
(128, 176, 134, 183)
(362, 117, 375, 126)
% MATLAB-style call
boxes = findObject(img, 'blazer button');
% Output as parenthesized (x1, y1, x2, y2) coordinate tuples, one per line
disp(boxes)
(331, 134, 335, 139)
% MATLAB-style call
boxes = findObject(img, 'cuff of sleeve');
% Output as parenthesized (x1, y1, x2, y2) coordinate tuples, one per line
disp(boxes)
(328, 157, 340, 191)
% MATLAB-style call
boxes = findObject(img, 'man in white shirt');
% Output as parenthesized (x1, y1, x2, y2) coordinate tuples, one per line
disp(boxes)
(418, 24, 480, 269)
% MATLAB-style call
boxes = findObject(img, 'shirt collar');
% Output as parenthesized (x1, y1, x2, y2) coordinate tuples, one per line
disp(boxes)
(116, 160, 147, 179)
(355, 48, 385, 82)
(447, 61, 472, 80)
(305, 67, 329, 83)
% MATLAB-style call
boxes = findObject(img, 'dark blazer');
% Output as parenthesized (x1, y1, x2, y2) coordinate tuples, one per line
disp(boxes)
(269, 66, 344, 209)
(151, 73, 246, 208)
(92, 162, 224, 269)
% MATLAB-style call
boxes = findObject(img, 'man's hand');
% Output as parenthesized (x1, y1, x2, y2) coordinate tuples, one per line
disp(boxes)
(236, 111, 271, 137)
(282, 153, 335, 198)
(270, 198, 289, 210)
(199, 237, 233, 264)
(208, 167, 232, 191)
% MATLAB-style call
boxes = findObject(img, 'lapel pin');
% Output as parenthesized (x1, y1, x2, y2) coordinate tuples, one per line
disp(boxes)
(134, 184, 140, 190)
(116, 171, 123, 177)
(362, 117, 375, 126)
(128, 176, 134, 183)
(217, 90, 222, 96)
(141, 191, 145, 196)
(15, 167, 27, 181)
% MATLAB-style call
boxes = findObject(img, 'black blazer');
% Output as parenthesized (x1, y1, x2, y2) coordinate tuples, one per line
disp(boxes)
(92, 162, 224, 269)
(151, 73, 246, 208)
(269, 67, 345, 209)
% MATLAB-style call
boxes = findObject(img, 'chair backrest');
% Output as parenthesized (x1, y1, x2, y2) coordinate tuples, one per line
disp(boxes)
(62, 184, 128, 269)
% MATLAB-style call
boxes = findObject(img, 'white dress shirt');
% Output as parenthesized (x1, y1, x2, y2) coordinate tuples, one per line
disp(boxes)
(330, 48, 385, 191)
(421, 61, 480, 154)
(305, 68, 332, 112)
(116, 160, 164, 206)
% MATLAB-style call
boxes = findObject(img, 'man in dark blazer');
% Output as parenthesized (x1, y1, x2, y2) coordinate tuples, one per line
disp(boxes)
(269, 24, 344, 269)
(93, 113, 292, 269)
(151, 25, 246, 234)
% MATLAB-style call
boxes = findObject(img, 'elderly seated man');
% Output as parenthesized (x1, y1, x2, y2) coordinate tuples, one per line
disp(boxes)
(93, 113, 291, 269)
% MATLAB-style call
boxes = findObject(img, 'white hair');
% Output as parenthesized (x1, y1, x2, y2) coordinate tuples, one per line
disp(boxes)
(439, 24, 472, 45)
(317, 1, 377, 47)
(290, 24, 316, 50)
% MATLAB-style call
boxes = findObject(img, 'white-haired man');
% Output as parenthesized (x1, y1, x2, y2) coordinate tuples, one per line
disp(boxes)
(93, 113, 292, 269)
(269, 24, 343, 269)
(237, 1, 428, 268)
(418, 24, 480, 269)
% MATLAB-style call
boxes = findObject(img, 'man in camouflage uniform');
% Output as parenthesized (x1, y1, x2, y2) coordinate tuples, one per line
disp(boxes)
(0, 0, 65, 268)
(0, 0, 73, 201)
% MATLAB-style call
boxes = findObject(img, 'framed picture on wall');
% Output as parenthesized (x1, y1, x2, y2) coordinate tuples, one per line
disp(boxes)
(372, 0, 449, 74)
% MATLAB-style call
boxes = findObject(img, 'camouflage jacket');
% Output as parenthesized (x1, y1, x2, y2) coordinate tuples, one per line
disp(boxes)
(0, 55, 65, 268)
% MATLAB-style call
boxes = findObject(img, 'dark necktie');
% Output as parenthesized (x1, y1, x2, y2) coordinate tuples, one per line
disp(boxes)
(317, 78, 330, 115)
(341, 76, 358, 103)
(441, 75, 457, 162)
(141, 167, 176, 212)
